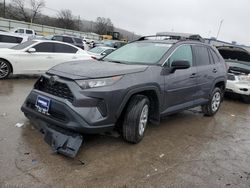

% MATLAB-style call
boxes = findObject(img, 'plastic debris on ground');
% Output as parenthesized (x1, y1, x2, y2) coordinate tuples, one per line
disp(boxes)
(15, 123, 24, 128)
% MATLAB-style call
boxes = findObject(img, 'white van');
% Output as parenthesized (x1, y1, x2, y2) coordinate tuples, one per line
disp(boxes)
(10, 28, 36, 36)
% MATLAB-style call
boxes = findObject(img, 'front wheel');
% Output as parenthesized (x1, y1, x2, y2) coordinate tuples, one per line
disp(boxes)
(122, 95, 149, 144)
(242, 95, 250, 104)
(0, 60, 11, 79)
(202, 87, 222, 116)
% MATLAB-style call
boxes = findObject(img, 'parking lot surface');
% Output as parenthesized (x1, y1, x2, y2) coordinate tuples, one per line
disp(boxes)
(0, 78, 250, 188)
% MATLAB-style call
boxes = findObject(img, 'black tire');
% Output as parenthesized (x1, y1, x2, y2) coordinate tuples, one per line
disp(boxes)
(122, 95, 149, 144)
(202, 87, 222, 116)
(242, 95, 250, 104)
(0, 59, 11, 79)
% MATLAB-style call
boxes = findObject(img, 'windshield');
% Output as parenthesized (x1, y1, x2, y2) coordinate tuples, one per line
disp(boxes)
(89, 47, 105, 54)
(11, 40, 37, 50)
(103, 42, 172, 64)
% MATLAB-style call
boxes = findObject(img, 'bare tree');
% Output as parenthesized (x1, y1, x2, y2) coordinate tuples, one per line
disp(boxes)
(95, 17, 114, 35)
(30, 0, 45, 22)
(56, 9, 77, 30)
(9, 0, 45, 22)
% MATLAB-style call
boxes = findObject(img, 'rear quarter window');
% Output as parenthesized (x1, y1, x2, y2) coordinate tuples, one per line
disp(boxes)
(0, 34, 23, 43)
(54, 43, 78, 53)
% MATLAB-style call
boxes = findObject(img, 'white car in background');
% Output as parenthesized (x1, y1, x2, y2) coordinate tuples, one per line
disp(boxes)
(217, 46, 250, 103)
(0, 40, 92, 79)
(0, 31, 29, 48)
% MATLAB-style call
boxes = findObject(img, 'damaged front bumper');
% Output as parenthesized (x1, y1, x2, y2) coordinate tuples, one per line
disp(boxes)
(226, 80, 250, 96)
(31, 117, 83, 158)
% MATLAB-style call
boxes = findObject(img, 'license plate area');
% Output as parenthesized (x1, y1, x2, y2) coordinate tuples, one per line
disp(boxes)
(35, 95, 51, 115)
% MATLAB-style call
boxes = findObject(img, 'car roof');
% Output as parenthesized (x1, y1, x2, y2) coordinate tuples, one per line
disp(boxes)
(53, 34, 81, 39)
(0, 31, 28, 39)
(95, 46, 115, 50)
(33, 39, 83, 49)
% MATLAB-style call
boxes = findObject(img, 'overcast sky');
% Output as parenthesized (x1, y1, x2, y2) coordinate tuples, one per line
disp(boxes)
(32, 0, 250, 45)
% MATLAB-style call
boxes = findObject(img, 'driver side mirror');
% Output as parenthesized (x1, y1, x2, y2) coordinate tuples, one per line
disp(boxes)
(170, 60, 190, 73)
(101, 52, 107, 56)
(27, 48, 36, 53)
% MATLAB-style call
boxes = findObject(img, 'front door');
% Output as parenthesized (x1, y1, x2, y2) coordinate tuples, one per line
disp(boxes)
(163, 45, 198, 112)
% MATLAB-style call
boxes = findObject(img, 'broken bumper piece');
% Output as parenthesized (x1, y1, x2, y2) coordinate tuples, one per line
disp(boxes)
(32, 119, 83, 158)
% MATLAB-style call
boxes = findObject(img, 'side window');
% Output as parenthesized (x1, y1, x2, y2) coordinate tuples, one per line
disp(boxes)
(168, 45, 193, 66)
(193, 46, 211, 66)
(33, 42, 54, 53)
(63, 37, 74, 43)
(54, 43, 78, 53)
(26, 30, 33, 34)
(210, 49, 220, 63)
(53, 36, 63, 41)
(18, 29, 24, 33)
(0, 35, 22, 43)
(74, 38, 83, 44)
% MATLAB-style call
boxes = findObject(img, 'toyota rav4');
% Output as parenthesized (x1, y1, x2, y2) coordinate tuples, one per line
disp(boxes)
(21, 35, 227, 157)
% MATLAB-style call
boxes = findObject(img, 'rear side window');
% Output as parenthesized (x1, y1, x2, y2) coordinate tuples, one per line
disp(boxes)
(54, 43, 78, 53)
(26, 30, 33, 34)
(53, 36, 63, 41)
(168, 45, 193, 66)
(210, 49, 220, 63)
(0, 34, 23, 43)
(33, 42, 54, 53)
(63, 37, 74, 43)
(74, 38, 83, 44)
(193, 45, 211, 66)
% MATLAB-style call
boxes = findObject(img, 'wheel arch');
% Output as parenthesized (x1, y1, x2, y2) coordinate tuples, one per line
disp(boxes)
(0, 58, 13, 73)
(210, 78, 226, 97)
(116, 86, 161, 126)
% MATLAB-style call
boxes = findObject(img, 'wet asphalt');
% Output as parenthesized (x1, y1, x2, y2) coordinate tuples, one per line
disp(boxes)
(0, 78, 250, 188)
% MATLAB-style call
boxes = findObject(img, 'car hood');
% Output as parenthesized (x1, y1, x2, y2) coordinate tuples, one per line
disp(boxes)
(47, 60, 149, 79)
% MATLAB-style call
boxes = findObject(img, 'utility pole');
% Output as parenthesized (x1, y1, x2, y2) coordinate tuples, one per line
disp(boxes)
(216, 20, 224, 40)
(3, 0, 6, 18)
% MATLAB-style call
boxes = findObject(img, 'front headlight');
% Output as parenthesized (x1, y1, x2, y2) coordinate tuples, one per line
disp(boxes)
(237, 74, 250, 82)
(75, 75, 123, 89)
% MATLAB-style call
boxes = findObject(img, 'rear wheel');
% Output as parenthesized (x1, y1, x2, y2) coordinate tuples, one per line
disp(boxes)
(202, 87, 222, 116)
(0, 60, 11, 79)
(122, 95, 149, 144)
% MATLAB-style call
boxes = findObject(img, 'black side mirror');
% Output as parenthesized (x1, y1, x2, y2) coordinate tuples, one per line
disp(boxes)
(171, 60, 190, 72)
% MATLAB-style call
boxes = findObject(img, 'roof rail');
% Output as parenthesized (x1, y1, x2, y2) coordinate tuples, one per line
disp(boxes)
(137, 34, 205, 43)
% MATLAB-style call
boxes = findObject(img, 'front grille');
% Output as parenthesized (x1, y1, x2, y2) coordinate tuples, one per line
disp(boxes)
(35, 76, 74, 102)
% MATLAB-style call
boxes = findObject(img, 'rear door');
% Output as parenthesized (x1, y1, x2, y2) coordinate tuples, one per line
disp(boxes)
(53, 43, 80, 62)
(164, 44, 198, 111)
(193, 45, 219, 100)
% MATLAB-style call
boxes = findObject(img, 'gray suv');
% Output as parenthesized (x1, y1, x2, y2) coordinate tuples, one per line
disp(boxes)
(21, 35, 227, 157)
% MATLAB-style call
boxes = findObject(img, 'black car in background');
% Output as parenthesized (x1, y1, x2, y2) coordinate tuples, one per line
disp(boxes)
(51, 35, 84, 50)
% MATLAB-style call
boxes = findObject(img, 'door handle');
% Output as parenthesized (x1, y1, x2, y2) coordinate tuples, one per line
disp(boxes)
(190, 73, 196, 78)
(213, 68, 217, 73)
(46, 56, 53, 59)
(72, 56, 77, 59)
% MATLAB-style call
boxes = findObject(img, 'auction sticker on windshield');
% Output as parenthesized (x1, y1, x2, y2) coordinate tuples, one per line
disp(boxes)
(35, 95, 51, 115)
